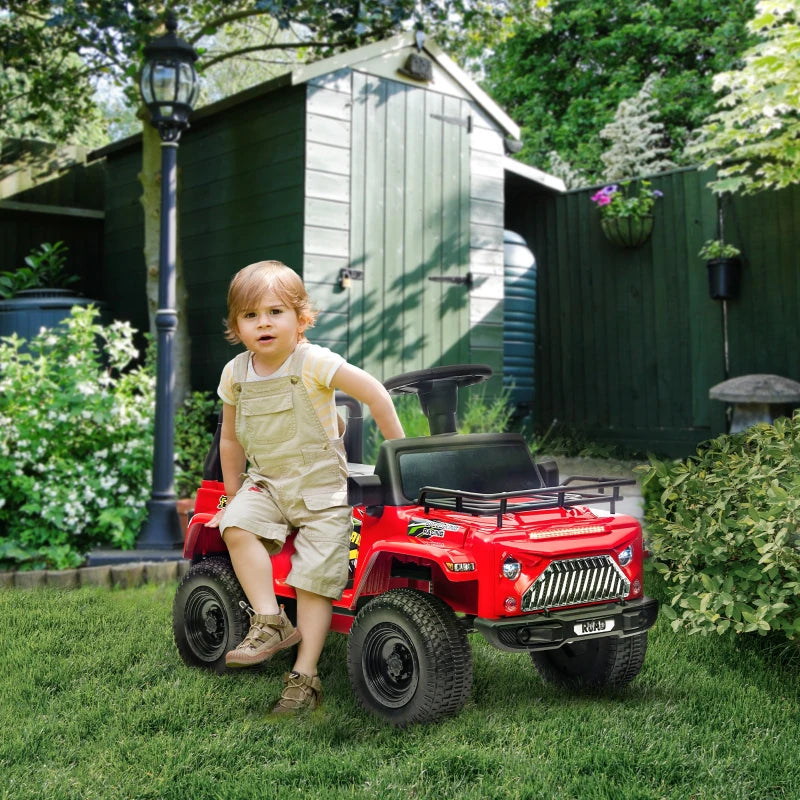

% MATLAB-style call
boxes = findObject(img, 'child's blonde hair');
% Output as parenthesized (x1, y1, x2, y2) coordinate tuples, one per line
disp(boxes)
(224, 260, 318, 344)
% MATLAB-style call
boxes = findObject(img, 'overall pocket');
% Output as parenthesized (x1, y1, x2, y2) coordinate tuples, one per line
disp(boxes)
(239, 391, 296, 445)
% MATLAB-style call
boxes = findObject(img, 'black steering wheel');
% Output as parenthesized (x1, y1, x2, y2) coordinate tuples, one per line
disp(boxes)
(384, 364, 493, 395)
(384, 364, 493, 435)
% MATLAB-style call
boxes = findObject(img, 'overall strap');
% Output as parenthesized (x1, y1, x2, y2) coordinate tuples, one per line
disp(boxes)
(287, 341, 309, 376)
(231, 351, 250, 384)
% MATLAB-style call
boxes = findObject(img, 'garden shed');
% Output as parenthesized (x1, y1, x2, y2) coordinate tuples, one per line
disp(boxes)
(90, 33, 560, 395)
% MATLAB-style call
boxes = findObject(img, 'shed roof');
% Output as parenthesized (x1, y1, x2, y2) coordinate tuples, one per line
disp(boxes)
(503, 157, 566, 193)
(91, 32, 521, 160)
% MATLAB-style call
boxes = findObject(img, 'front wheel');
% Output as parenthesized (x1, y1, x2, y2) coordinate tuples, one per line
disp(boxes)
(173, 557, 249, 673)
(530, 632, 648, 690)
(347, 588, 473, 726)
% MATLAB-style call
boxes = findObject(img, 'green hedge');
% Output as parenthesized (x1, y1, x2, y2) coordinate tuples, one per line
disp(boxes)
(641, 416, 800, 642)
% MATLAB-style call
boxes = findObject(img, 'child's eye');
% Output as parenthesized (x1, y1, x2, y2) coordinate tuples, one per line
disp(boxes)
(242, 311, 256, 319)
(270, 308, 283, 316)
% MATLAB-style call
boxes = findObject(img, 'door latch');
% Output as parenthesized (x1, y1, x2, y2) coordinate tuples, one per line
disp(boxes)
(428, 272, 473, 288)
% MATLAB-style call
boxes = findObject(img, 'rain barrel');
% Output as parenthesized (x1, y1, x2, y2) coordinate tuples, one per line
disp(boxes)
(503, 230, 537, 411)
(0, 289, 102, 340)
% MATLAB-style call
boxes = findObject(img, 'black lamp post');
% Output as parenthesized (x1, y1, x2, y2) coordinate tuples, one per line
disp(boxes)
(137, 13, 199, 550)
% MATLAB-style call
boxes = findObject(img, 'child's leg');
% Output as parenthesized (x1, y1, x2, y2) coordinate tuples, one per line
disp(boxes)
(224, 526, 279, 614)
(292, 588, 333, 676)
(271, 589, 329, 713)
(224, 526, 301, 668)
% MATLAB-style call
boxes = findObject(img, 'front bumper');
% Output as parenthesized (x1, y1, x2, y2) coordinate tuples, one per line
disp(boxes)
(474, 596, 659, 653)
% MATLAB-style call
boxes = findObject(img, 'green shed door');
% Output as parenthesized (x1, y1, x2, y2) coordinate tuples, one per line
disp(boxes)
(348, 71, 471, 381)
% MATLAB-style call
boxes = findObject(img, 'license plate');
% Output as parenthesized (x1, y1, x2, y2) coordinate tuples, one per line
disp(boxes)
(573, 618, 615, 636)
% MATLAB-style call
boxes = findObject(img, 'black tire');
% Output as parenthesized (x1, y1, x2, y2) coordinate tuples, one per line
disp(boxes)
(530, 632, 648, 690)
(173, 557, 249, 674)
(347, 588, 473, 726)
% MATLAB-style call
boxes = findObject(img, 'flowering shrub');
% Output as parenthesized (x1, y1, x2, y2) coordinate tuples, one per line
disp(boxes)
(590, 180, 663, 219)
(0, 307, 155, 570)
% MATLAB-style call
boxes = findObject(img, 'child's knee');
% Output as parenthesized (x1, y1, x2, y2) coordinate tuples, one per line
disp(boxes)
(221, 525, 252, 547)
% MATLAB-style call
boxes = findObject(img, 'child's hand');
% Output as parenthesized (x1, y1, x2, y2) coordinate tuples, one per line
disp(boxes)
(207, 509, 225, 529)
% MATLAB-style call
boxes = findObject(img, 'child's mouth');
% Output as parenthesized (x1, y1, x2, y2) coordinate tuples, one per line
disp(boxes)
(258, 335, 274, 343)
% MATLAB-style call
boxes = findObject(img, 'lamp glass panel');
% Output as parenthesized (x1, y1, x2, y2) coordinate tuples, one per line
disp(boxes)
(152, 61, 177, 102)
(177, 62, 197, 105)
(140, 62, 154, 104)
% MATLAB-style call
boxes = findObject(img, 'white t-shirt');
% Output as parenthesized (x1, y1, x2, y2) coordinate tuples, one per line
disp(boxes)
(217, 342, 345, 440)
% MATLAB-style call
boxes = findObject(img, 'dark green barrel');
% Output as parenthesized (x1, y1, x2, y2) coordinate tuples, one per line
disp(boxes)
(0, 289, 102, 340)
(503, 230, 537, 412)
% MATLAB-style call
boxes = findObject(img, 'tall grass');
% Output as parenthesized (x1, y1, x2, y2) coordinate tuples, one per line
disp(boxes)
(1, 579, 799, 799)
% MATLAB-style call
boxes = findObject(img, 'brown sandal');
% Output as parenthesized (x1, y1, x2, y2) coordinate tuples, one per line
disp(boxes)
(225, 603, 301, 668)
(271, 671, 323, 714)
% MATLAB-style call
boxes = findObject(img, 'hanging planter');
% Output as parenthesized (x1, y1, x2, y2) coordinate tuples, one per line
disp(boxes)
(590, 180, 663, 250)
(600, 215, 654, 248)
(706, 258, 742, 300)
(699, 239, 742, 301)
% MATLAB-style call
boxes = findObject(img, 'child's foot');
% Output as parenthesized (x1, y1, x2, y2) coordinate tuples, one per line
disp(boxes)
(225, 604, 301, 667)
(271, 671, 322, 714)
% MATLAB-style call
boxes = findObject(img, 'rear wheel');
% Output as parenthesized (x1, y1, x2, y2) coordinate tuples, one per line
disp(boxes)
(530, 632, 648, 690)
(347, 588, 473, 726)
(173, 557, 249, 673)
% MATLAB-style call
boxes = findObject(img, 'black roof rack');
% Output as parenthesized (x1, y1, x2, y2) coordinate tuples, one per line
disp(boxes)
(417, 476, 634, 528)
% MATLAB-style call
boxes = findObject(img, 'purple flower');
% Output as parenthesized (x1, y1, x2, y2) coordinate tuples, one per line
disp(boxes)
(591, 186, 617, 206)
(653, 190, 664, 198)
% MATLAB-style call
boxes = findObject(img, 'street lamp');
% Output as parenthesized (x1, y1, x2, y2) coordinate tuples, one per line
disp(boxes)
(137, 12, 198, 550)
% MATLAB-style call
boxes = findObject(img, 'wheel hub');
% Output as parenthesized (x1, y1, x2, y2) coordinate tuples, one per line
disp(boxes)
(385, 644, 412, 681)
(185, 587, 226, 659)
(203, 605, 222, 635)
(362, 623, 419, 707)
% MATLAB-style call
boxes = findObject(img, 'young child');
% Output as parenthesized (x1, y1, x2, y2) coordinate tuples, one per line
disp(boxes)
(208, 260, 404, 714)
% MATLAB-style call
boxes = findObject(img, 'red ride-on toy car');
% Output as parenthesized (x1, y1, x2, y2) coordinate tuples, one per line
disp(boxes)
(173, 365, 658, 726)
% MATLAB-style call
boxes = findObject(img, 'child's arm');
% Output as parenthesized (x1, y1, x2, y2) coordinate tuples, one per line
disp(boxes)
(207, 402, 246, 528)
(331, 363, 404, 440)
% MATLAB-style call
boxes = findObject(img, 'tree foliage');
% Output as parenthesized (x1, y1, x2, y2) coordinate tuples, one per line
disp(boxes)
(689, 0, 800, 194)
(599, 74, 676, 182)
(481, 0, 757, 181)
(2, 0, 544, 145)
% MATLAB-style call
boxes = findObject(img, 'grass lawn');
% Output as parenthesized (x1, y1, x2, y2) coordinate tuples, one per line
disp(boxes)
(1, 578, 798, 800)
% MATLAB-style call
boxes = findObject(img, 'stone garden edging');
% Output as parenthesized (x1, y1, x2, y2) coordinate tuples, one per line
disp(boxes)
(0, 559, 190, 591)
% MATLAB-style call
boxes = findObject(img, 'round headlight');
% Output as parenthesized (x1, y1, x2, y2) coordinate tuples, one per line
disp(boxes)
(502, 556, 522, 580)
(618, 545, 634, 567)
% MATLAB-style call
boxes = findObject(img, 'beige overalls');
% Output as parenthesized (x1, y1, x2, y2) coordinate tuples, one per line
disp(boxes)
(219, 343, 351, 599)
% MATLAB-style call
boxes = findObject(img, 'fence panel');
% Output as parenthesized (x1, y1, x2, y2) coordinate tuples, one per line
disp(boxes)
(506, 166, 800, 457)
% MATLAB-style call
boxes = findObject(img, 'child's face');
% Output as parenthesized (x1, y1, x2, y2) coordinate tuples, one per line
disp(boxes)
(234, 288, 307, 373)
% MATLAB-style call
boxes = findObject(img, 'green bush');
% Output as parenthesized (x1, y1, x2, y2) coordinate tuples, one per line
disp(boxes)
(458, 386, 514, 434)
(174, 391, 219, 498)
(0, 307, 155, 569)
(364, 388, 515, 463)
(641, 417, 800, 643)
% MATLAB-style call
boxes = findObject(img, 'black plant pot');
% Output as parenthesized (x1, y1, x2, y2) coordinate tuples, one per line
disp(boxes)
(706, 257, 741, 300)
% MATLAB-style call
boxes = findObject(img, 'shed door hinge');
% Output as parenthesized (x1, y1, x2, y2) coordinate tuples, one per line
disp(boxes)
(430, 113, 473, 133)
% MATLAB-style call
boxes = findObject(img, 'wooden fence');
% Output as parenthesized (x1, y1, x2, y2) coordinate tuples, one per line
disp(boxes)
(507, 166, 800, 457)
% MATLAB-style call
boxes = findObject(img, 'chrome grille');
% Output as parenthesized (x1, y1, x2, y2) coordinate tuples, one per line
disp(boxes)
(521, 556, 630, 612)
